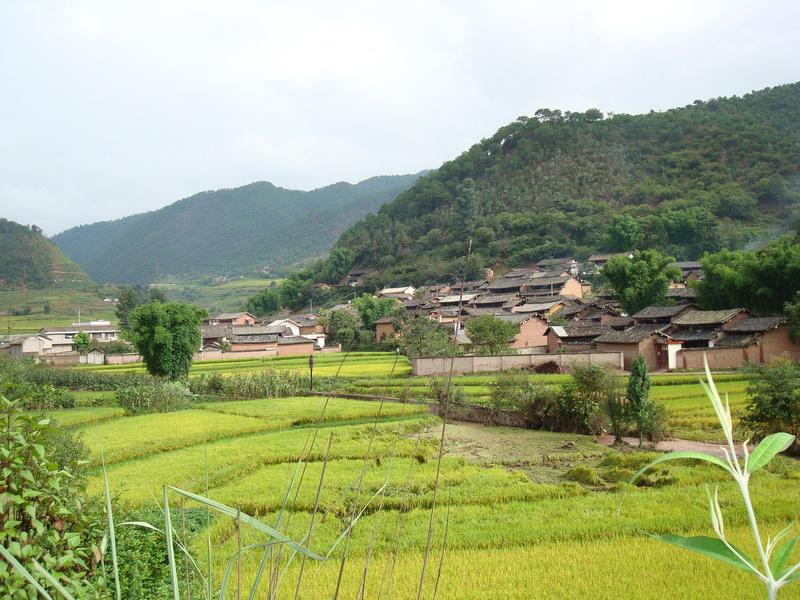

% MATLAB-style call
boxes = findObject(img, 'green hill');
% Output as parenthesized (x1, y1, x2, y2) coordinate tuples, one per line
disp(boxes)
(332, 83, 800, 284)
(0, 219, 90, 289)
(52, 173, 424, 284)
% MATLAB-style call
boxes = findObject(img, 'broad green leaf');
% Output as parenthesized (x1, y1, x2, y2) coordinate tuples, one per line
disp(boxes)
(747, 432, 796, 473)
(31, 560, 76, 600)
(629, 450, 730, 486)
(658, 534, 757, 574)
(772, 536, 799, 578)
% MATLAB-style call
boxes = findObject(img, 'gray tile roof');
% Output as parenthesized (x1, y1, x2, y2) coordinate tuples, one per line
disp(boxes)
(40, 324, 118, 333)
(670, 329, 717, 342)
(277, 335, 314, 345)
(549, 323, 611, 339)
(594, 324, 667, 344)
(230, 334, 278, 343)
(723, 316, 788, 333)
(486, 277, 526, 291)
(470, 293, 520, 306)
(633, 305, 689, 320)
(715, 333, 757, 348)
(671, 309, 746, 326)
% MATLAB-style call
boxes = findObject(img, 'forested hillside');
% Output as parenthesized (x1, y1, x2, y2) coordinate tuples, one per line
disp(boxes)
(53, 173, 424, 283)
(332, 83, 800, 284)
(0, 219, 89, 289)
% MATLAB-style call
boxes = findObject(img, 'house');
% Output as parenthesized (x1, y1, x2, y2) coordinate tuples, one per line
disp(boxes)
(377, 286, 416, 302)
(512, 299, 565, 318)
(228, 334, 279, 353)
(375, 316, 398, 342)
(206, 312, 256, 326)
(667, 287, 698, 304)
(79, 348, 106, 365)
(593, 324, 676, 370)
(484, 276, 527, 293)
(721, 316, 800, 363)
(632, 305, 692, 324)
(535, 257, 576, 274)
(40, 321, 120, 354)
(469, 293, 522, 310)
(277, 336, 315, 356)
(266, 319, 301, 337)
(201, 324, 233, 346)
(546, 323, 611, 352)
(497, 313, 549, 350)
(344, 267, 374, 287)
(601, 316, 635, 330)
(671, 261, 704, 283)
(669, 308, 748, 348)
(521, 276, 583, 299)
(586, 252, 633, 271)
(8, 334, 53, 359)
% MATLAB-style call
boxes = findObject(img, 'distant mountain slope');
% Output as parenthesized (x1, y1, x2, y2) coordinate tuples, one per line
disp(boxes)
(332, 83, 800, 284)
(53, 173, 424, 283)
(0, 219, 90, 289)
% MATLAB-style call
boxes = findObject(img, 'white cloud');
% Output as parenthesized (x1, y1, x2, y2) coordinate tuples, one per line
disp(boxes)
(0, 0, 798, 235)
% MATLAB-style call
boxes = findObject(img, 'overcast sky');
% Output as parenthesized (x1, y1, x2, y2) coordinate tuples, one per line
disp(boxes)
(1, 0, 798, 236)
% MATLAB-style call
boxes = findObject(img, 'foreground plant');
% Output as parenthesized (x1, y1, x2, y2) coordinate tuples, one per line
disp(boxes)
(631, 358, 799, 599)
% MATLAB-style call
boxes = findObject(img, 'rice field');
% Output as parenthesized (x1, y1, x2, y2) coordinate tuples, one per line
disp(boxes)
(46, 384, 800, 599)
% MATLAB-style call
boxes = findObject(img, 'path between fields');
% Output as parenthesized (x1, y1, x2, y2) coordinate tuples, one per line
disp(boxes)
(597, 435, 739, 457)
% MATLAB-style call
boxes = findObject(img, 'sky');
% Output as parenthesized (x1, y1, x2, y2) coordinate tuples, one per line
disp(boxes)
(1, 1, 798, 236)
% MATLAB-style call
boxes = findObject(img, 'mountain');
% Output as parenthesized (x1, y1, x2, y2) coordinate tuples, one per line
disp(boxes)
(0, 219, 90, 289)
(52, 173, 425, 283)
(331, 83, 800, 285)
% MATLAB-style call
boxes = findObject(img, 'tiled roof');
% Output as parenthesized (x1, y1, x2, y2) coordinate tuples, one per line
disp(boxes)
(594, 324, 667, 344)
(277, 335, 314, 345)
(723, 316, 788, 333)
(522, 276, 570, 289)
(201, 324, 232, 338)
(672, 261, 703, 270)
(230, 334, 278, 343)
(549, 323, 611, 339)
(232, 325, 286, 336)
(486, 277, 526, 291)
(438, 293, 477, 304)
(605, 316, 634, 328)
(464, 307, 509, 316)
(470, 293, 520, 306)
(41, 324, 118, 333)
(671, 309, 745, 326)
(514, 301, 560, 313)
(536, 257, 572, 266)
(667, 287, 698, 299)
(715, 333, 758, 348)
(504, 268, 538, 278)
(375, 316, 395, 324)
(670, 329, 717, 341)
(216, 312, 254, 320)
(633, 305, 689, 320)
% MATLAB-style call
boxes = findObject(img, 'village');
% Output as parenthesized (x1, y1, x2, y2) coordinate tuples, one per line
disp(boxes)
(4, 254, 798, 373)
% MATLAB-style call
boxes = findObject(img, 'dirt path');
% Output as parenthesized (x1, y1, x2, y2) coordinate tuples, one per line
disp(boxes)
(598, 435, 740, 457)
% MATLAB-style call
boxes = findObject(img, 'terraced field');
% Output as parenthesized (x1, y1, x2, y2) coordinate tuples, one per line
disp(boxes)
(47, 388, 799, 599)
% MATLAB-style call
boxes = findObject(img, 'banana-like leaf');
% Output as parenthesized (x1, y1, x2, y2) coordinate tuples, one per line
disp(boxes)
(658, 534, 757, 574)
(747, 432, 796, 473)
(629, 450, 731, 487)
(0, 546, 54, 599)
(165, 486, 324, 561)
(772, 536, 799, 578)
(101, 455, 122, 600)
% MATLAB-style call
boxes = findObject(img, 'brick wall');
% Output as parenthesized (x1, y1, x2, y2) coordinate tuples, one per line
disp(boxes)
(512, 316, 548, 349)
(412, 351, 623, 376)
(277, 342, 314, 356)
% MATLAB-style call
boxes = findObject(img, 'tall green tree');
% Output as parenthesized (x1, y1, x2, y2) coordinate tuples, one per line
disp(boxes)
(73, 331, 91, 354)
(279, 269, 315, 311)
(626, 355, 652, 446)
(128, 302, 206, 380)
(318, 308, 359, 350)
(399, 317, 452, 358)
(466, 315, 518, 354)
(352, 294, 396, 330)
(602, 250, 680, 314)
(116, 285, 167, 331)
(323, 247, 355, 283)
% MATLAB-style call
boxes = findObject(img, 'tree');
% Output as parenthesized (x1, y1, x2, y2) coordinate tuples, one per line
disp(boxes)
(128, 301, 206, 380)
(400, 317, 452, 358)
(786, 292, 800, 343)
(602, 250, 680, 314)
(73, 331, 91, 354)
(246, 287, 281, 316)
(318, 308, 359, 350)
(608, 213, 642, 251)
(324, 247, 355, 283)
(466, 315, 518, 354)
(279, 269, 314, 311)
(352, 294, 396, 331)
(626, 355, 653, 445)
(742, 358, 800, 455)
(116, 285, 167, 331)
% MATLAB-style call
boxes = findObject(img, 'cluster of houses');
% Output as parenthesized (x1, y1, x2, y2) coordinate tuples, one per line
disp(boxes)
(199, 312, 328, 358)
(365, 256, 800, 371)
(0, 321, 121, 364)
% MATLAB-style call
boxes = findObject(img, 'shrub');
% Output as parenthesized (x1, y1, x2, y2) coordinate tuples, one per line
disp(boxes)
(428, 376, 467, 413)
(0, 378, 75, 410)
(0, 396, 106, 596)
(517, 384, 561, 430)
(556, 364, 619, 435)
(489, 369, 529, 409)
(532, 360, 562, 374)
(117, 380, 194, 415)
(742, 358, 800, 455)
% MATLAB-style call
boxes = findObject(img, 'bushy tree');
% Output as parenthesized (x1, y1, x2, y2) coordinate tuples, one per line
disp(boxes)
(352, 294, 396, 331)
(602, 249, 680, 314)
(279, 269, 314, 311)
(116, 285, 167, 331)
(128, 301, 206, 380)
(246, 286, 281, 316)
(466, 315, 517, 354)
(625, 355, 665, 445)
(400, 317, 452, 358)
(742, 358, 800, 455)
(323, 247, 355, 283)
(786, 292, 800, 343)
(73, 331, 91, 353)
(318, 308, 359, 350)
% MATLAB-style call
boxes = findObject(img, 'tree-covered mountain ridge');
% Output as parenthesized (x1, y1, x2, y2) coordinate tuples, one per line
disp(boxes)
(332, 82, 800, 284)
(0, 219, 90, 289)
(53, 172, 425, 284)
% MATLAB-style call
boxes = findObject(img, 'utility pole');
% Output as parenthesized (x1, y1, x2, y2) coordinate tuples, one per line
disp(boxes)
(308, 354, 315, 392)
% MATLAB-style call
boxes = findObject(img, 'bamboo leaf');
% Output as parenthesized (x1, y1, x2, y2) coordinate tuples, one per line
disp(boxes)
(747, 433, 796, 473)
(772, 536, 799, 578)
(163, 487, 181, 600)
(657, 535, 757, 573)
(0, 546, 54, 599)
(165, 485, 324, 561)
(31, 560, 77, 600)
(101, 453, 122, 600)
(629, 450, 731, 487)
